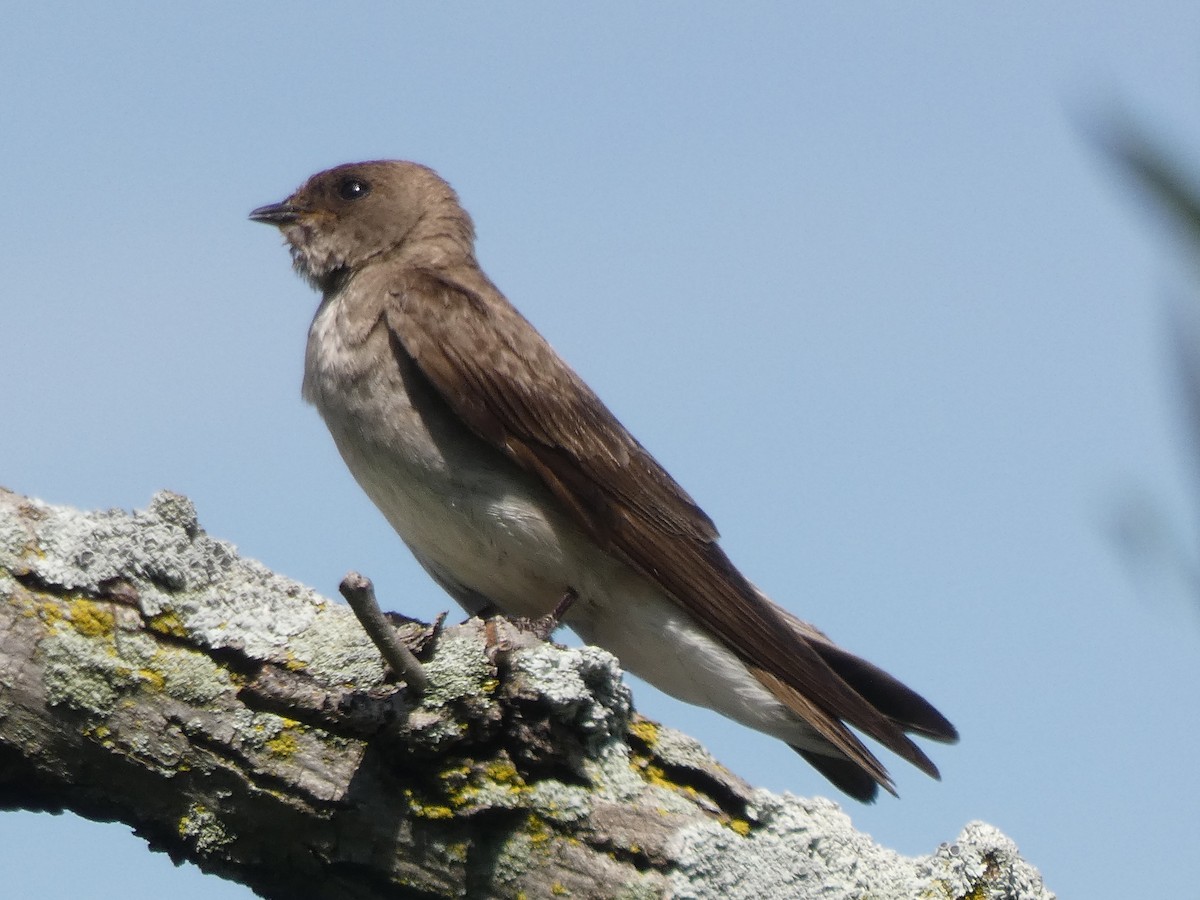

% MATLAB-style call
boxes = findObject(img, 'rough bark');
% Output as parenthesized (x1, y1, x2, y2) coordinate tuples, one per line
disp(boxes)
(0, 487, 1053, 899)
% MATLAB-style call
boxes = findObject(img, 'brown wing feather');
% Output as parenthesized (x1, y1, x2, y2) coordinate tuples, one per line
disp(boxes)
(386, 269, 922, 783)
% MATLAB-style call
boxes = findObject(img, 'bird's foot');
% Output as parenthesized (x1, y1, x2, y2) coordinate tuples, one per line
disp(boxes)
(513, 588, 578, 641)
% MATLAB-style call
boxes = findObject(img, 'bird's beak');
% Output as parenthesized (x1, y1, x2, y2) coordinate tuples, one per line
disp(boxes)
(249, 201, 302, 226)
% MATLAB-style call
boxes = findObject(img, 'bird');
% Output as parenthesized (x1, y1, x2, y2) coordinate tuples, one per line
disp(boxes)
(250, 160, 957, 801)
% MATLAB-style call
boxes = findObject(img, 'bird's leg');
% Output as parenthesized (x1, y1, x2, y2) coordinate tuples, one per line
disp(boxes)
(339, 571, 430, 695)
(470, 601, 502, 621)
(524, 587, 579, 641)
(550, 587, 579, 622)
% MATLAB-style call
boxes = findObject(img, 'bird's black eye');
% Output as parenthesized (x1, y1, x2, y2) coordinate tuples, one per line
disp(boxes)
(338, 177, 371, 201)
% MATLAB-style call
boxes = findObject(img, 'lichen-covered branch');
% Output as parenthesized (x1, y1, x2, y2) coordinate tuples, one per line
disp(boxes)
(0, 488, 1054, 899)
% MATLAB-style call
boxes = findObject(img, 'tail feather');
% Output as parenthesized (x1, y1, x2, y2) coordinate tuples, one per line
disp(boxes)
(809, 639, 959, 743)
(751, 666, 897, 791)
(753, 663, 940, 785)
(752, 599, 957, 798)
(792, 747, 886, 803)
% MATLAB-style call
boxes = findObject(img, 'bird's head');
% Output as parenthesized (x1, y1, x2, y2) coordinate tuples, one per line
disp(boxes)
(250, 160, 474, 293)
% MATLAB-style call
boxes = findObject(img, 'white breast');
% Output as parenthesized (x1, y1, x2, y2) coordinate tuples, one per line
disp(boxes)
(303, 291, 585, 619)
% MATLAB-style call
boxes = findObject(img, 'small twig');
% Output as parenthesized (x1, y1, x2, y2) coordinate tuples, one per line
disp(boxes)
(339, 571, 430, 695)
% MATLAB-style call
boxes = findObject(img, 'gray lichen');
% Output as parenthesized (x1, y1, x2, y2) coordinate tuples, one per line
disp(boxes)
(177, 802, 234, 857)
(509, 642, 632, 744)
(669, 793, 1054, 900)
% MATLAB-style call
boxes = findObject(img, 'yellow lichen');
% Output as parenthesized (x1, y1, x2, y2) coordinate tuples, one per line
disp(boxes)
(66, 598, 115, 637)
(148, 611, 187, 639)
(179, 803, 207, 836)
(551, 883, 569, 896)
(632, 758, 704, 803)
(265, 729, 300, 758)
(404, 755, 539, 821)
(283, 651, 308, 672)
(526, 814, 552, 845)
(640, 763, 672, 789)
(403, 789, 456, 820)
(727, 818, 751, 837)
(138, 668, 166, 692)
(38, 602, 64, 631)
(628, 718, 659, 745)
(483, 759, 522, 786)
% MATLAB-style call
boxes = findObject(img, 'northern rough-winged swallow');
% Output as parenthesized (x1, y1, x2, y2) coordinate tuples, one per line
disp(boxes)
(250, 161, 957, 801)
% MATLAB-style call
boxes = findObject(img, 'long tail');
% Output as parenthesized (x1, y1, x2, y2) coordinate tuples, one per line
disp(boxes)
(757, 605, 958, 802)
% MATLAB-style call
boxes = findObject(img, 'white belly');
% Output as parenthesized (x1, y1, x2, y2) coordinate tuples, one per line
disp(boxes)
(330, 419, 582, 619)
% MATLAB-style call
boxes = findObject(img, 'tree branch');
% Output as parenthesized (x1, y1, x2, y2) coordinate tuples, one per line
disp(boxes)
(0, 487, 1052, 899)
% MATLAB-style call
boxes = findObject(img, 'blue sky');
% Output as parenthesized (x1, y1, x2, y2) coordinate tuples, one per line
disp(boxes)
(3, 5, 1200, 897)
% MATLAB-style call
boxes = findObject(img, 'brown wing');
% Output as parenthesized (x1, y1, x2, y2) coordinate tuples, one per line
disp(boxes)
(386, 268, 938, 789)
